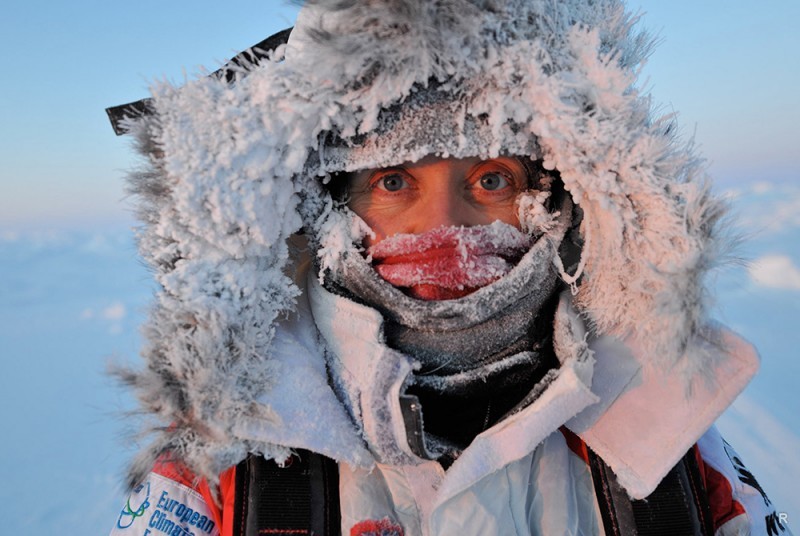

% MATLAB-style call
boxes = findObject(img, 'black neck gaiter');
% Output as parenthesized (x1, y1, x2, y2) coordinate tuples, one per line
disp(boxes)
(399, 289, 562, 451)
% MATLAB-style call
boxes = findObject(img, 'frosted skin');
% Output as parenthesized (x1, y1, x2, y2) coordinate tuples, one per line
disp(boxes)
(346, 155, 531, 299)
(368, 224, 533, 300)
(347, 155, 529, 246)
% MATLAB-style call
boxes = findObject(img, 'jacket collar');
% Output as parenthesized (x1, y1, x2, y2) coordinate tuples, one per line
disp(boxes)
(229, 259, 373, 469)
(307, 277, 758, 500)
(567, 314, 759, 498)
(307, 274, 598, 502)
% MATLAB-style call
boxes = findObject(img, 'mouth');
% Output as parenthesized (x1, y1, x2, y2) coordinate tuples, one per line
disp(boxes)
(367, 224, 532, 300)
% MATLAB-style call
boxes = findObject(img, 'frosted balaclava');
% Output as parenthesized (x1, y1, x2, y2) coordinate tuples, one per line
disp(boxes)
(319, 159, 577, 452)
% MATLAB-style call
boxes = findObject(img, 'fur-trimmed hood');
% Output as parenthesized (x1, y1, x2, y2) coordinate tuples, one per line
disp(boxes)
(116, 0, 735, 487)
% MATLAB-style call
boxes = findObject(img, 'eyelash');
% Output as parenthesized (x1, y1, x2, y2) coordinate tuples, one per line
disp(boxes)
(471, 169, 516, 193)
(370, 171, 411, 193)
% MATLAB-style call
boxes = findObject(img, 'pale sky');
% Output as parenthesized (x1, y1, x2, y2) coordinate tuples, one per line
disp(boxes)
(1, 0, 797, 230)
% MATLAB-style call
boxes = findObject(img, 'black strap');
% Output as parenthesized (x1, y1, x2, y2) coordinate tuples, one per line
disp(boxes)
(106, 27, 293, 135)
(232, 441, 716, 536)
(589, 448, 715, 536)
(233, 451, 341, 536)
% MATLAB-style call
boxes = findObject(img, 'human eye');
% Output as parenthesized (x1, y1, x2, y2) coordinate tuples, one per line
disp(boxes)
(468, 158, 528, 196)
(477, 171, 511, 191)
(372, 172, 410, 192)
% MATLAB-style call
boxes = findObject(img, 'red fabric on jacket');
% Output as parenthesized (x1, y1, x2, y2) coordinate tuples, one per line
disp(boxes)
(149, 437, 752, 536)
(693, 447, 747, 529)
(152, 457, 236, 536)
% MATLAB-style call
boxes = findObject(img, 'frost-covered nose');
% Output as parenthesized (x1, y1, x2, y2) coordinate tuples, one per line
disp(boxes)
(411, 170, 484, 232)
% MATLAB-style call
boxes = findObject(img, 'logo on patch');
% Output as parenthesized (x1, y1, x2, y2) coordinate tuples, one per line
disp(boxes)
(350, 518, 404, 536)
(117, 481, 152, 529)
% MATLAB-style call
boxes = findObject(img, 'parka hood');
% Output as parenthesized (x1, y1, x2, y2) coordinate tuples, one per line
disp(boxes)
(116, 0, 734, 487)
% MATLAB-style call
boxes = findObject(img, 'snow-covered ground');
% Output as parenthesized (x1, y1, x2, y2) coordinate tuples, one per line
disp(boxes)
(0, 180, 797, 533)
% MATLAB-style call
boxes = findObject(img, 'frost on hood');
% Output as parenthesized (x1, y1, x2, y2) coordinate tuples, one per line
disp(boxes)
(116, 0, 732, 485)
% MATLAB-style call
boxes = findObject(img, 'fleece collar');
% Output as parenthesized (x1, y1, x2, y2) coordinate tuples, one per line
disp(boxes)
(307, 271, 597, 498)
(308, 277, 758, 500)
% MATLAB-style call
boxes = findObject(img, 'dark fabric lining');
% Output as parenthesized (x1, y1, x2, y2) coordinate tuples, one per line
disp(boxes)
(589, 447, 713, 536)
(233, 452, 340, 536)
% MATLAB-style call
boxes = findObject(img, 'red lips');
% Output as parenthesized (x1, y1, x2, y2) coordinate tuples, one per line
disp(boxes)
(367, 224, 531, 301)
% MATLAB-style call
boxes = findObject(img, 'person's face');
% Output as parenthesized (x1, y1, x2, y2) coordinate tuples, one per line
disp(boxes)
(347, 155, 528, 246)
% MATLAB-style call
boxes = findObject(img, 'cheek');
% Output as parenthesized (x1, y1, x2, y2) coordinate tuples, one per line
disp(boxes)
(359, 211, 400, 246)
(347, 198, 397, 246)
(481, 200, 520, 228)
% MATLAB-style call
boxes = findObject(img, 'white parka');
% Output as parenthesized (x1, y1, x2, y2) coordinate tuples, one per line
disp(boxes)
(111, 254, 778, 535)
(109, 0, 789, 535)
(303, 261, 767, 535)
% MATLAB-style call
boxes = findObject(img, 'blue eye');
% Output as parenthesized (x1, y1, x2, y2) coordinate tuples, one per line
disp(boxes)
(479, 172, 510, 191)
(376, 173, 408, 192)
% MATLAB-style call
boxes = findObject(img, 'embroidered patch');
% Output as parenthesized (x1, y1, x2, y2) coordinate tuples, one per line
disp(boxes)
(350, 518, 404, 536)
(110, 472, 218, 535)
